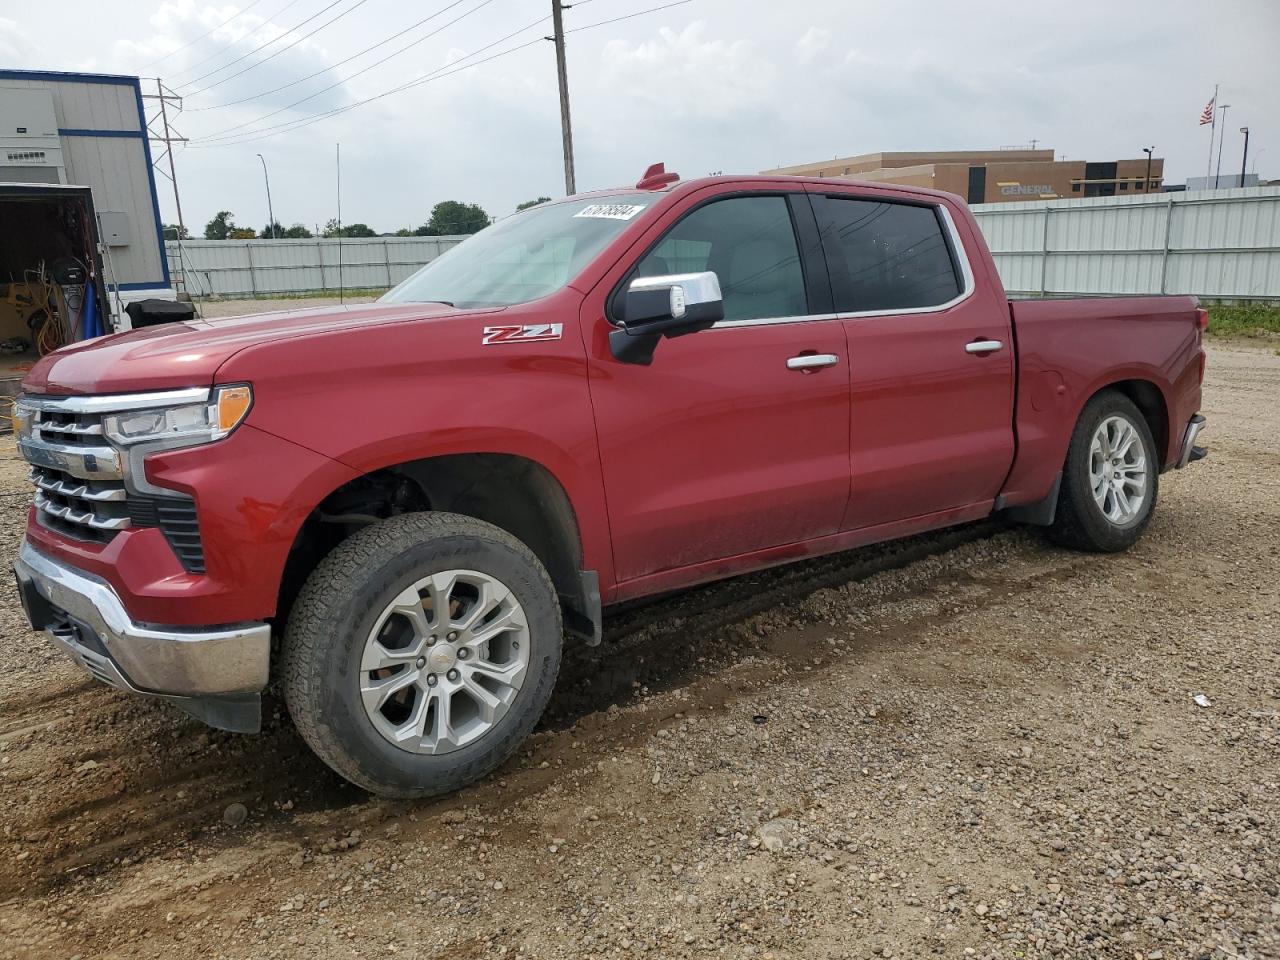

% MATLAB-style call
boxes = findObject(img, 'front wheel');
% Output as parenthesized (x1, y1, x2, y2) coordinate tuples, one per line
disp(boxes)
(281, 512, 562, 799)
(1048, 390, 1159, 552)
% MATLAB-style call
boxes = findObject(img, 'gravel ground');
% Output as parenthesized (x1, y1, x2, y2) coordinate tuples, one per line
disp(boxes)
(0, 342, 1275, 960)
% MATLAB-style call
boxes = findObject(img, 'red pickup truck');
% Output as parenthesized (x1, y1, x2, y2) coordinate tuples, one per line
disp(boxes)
(13, 167, 1207, 798)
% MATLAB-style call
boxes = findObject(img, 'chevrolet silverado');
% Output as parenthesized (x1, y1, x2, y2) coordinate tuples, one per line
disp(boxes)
(13, 165, 1208, 797)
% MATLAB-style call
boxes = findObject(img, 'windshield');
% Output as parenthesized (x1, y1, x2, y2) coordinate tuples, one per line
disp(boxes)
(381, 193, 653, 308)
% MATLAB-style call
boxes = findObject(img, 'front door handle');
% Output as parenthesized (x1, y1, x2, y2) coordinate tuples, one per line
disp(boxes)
(965, 339, 1004, 354)
(786, 353, 840, 371)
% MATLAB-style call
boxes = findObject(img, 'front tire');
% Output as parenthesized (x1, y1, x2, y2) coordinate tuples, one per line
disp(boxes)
(1048, 390, 1158, 552)
(281, 512, 562, 799)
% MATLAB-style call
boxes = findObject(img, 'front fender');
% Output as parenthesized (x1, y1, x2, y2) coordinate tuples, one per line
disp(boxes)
(214, 295, 616, 593)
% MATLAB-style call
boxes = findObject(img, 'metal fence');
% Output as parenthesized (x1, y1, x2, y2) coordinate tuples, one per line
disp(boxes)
(165, 235, 467, 298)
(971, 186, 1280, 301)
(167, 188, 1280, 302)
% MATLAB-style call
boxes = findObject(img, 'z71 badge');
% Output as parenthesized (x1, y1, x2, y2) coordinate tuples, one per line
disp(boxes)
(482, 323, 563, 345)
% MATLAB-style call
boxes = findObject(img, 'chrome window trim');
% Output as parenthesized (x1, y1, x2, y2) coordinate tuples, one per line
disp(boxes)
(706, 203, 974, 330)
(713, 313, 839, 330)
(18, 387, 211, 414)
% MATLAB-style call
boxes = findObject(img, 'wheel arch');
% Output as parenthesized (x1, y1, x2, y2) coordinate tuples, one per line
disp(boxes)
(276, 452, 600, 645)
(1084, 377, 1171, 468)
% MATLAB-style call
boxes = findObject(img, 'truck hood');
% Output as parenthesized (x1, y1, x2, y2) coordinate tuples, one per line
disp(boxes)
(22, 302, 496, 395)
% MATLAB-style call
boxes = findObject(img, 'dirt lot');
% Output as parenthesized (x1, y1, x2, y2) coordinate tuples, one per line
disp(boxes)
(0, 342, 1276, 960)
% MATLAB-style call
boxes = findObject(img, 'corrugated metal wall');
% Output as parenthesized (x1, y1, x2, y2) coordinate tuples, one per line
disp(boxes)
(167, 236, 466, 297)
(170, 188, 1280, 301)
(972, 187, 1280, 300)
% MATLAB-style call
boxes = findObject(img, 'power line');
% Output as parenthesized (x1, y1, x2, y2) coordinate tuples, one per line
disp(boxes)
(188, 0, 695, 148)
(166, 0, 310, 82)
(566, 0, 690, 33)
(189, 35, 546, 147)
(190, 12, 552, 145)
(178, 0, 367, 93)
(139, 0, 272, 71)
(191, 0, 498, 138)
(187, 0, 476, 111)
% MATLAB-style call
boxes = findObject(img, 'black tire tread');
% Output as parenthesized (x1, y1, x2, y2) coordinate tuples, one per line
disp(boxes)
(281, 511, 561, 799)
(1048, 389, 1158, 553)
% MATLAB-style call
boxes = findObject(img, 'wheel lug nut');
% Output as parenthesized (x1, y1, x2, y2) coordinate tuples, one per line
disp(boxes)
(447, 668, 459, 682)
(457, 648, 469, 659)
(428, 635, 438, 646)
(447, 631, 458, 642)
(416, 657, 426, 669)
(426, 673, 437, 686)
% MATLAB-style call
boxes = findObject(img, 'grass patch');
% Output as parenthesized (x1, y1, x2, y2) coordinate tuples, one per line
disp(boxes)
(1205, 304, 1280, 338)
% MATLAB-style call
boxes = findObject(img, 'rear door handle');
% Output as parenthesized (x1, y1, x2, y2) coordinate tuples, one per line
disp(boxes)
(965, 339, 1004, 354)
(786, 353, 840, 371)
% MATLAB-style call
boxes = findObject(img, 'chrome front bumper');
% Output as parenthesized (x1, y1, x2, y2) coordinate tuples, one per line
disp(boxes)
(13, 540, 270, 730)
(1177, 414, 1208, 469)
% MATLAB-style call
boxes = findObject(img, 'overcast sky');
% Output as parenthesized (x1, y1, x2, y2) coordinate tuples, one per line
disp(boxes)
(2, 0, 1277, 234)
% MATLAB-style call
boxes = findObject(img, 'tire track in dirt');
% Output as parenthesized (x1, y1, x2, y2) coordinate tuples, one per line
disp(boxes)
(0, 522, 1022, 899)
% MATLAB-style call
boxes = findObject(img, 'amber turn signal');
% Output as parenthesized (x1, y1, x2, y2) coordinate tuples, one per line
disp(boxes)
(216, 385, 253, 433)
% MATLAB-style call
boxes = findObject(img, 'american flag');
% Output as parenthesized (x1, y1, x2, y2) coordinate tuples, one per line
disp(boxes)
(1200, 96, 1216, 125)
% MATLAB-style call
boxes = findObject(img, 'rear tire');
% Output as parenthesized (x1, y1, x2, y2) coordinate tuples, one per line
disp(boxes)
(281, 512, 562, 799)
(1048, 390, 1158, 553)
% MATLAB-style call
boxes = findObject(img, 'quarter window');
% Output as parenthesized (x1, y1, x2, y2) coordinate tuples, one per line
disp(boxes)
(635, 196, 808, 322)
(816, 197, 962, 312)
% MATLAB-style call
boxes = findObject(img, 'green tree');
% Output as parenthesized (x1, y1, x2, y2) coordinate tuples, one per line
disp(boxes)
(281, 223, 313, 239)
(516, 196, 552, 211)
(162, 223, 189, 241)
(392, 227, 413, 237)
(414, 200, 490, 236)
(259, 220, 283, 239)
(322, 219, 377, 238)
(229, 227, 257, 240)
(203, 210, 236, 240)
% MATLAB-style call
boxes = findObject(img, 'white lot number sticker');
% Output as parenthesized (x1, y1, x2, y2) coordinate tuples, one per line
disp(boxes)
(574, 203, 646, 221)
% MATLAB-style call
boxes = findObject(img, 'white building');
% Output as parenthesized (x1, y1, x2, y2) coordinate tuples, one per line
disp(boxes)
(0, 68, 172, 301)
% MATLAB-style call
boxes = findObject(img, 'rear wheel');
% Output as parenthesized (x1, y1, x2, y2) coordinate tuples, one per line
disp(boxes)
(282, 512, 562, 798)
(1048, 390, 1158, 552)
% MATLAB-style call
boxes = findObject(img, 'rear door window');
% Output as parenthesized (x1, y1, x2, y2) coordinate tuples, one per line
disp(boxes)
(814, 196, 962, 313)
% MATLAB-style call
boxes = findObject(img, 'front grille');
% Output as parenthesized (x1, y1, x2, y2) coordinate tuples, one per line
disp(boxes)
(19, 396, 206, 573)
(25, 400, 128, 544)
(30, 466, 129, 543)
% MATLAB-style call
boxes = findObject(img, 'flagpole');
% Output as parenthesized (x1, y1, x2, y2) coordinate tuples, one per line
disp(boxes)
(1214, 104, 1231, 188)
(1205, 83, 1218, 181)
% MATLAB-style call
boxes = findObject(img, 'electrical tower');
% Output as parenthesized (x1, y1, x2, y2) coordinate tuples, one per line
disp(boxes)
(142, 79, 190, 297)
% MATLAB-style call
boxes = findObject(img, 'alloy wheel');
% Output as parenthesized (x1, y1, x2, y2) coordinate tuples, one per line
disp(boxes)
(359, 569, 530, 754)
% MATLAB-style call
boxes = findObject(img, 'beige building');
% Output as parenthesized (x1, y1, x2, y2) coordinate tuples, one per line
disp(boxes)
(766, 149, 1165, 203)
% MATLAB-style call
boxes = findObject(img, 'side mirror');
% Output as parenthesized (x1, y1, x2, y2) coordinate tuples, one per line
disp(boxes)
(609, 271, 724, 364)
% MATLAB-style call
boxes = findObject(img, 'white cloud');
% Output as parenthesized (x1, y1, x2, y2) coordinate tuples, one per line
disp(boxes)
(795, 26, 829, 65)
(0, 17, 45, 64)
(2, 0, 1277, 230)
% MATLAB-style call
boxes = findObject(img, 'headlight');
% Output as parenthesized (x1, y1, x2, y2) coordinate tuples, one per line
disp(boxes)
(103, 384, 252, 447)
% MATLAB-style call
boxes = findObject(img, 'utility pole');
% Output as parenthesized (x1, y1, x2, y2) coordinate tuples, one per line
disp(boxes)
(256, 154, 277, 238)
(550, 0, 576, 195)
(336, 142, 344, 304)
(143, 79, 188, 236)
(1142, 146, 1154, 193)
(1214, 104, 1231, 188)
(1239, 127, 1250, 187)
(143, 78, 191, 301)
